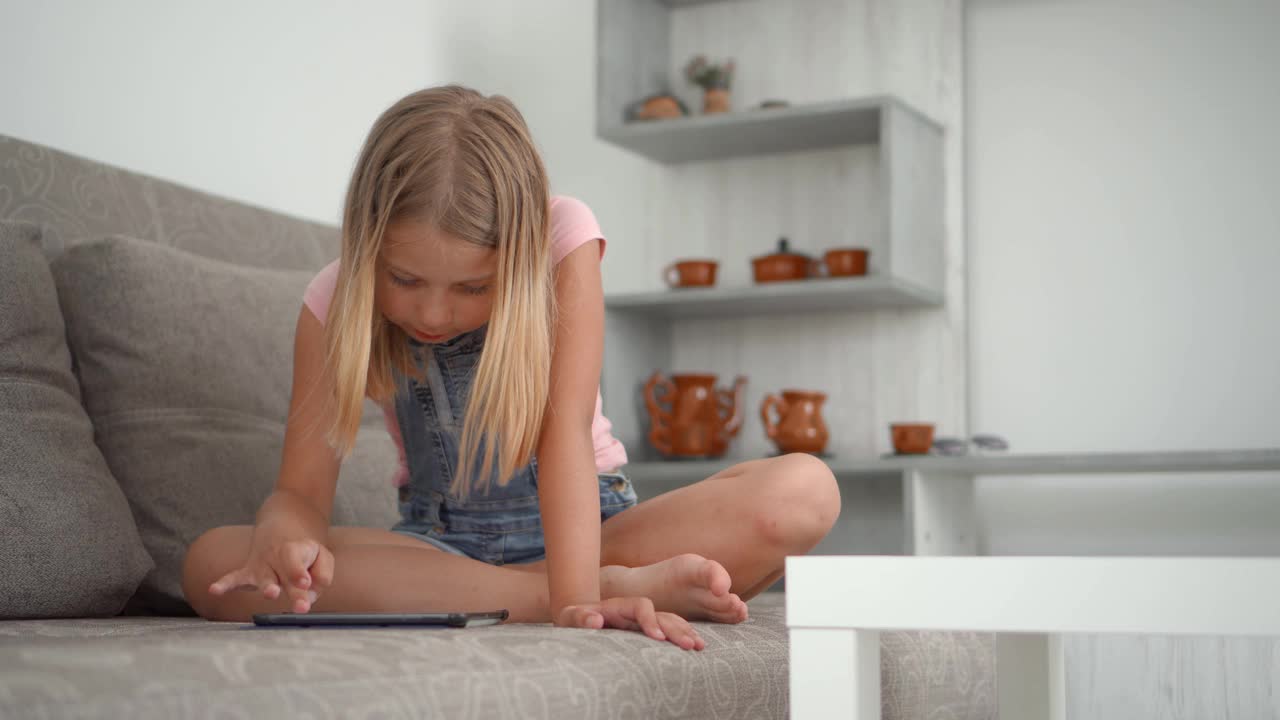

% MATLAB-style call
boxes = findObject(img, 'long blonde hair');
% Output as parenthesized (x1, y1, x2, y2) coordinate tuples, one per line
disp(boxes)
(321, 85, 554, 501)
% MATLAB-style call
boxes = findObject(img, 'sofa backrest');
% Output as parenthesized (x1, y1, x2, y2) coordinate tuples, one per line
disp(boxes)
(0, 135, 339, 268)
(0, 135, 399, 618)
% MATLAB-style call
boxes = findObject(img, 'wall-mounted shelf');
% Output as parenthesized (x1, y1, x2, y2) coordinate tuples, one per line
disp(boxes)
(658, 0, 744, 7)
(623, 448, 1280, 484)
(606, 275, 941, 319)
(596, 0, 949, 464)
(599, 96, 938, 164)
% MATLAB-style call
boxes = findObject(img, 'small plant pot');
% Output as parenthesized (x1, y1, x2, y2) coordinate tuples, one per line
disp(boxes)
(703, 88, 731, 114)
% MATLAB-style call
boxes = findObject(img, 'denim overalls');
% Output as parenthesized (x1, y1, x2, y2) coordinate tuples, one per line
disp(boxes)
(388, 324, 637, 565)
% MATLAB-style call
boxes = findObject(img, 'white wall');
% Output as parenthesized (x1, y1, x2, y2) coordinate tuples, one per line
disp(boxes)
(968, 0, 1280, 556)
(7, 0, 1273, 565)
(0, 0, 444, 225)
(425, 1, 660, 298)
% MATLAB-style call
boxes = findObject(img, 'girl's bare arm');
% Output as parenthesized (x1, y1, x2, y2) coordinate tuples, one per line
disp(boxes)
(206, 305, 343, 609)
(261, 305, 343, 540)
(535, 238, 608, 619)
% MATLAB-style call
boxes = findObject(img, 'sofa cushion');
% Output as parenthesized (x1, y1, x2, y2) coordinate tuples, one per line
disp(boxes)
(0, 221, 154, 619)
(49, 236, 400, 615)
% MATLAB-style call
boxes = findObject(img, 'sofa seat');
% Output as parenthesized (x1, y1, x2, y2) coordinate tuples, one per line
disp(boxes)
(0, 593, 993, 719)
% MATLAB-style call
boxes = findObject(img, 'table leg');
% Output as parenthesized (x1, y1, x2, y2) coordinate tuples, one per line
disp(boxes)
(789, 628, 881, 719)
(903, 470, 978, 555)
(996, 633, 1067, 720)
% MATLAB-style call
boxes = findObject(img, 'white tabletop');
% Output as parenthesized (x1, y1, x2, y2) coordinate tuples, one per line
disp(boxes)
(786, 555, 1280, 636)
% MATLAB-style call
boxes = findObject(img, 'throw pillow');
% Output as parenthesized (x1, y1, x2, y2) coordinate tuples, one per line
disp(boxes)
(50, 236, 399, 615)
(0, 221, 154, 619)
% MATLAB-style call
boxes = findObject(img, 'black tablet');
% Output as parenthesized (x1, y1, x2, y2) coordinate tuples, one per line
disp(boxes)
(252, 609, 509, 628)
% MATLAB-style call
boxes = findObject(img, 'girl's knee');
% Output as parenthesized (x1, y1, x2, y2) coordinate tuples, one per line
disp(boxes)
(181, 525, 251, 619)
(776, 453, 840, 512)
(753, 454, 840, 549)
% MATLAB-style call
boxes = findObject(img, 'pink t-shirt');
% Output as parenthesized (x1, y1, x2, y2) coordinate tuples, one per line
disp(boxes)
(302, 195, 629, 486)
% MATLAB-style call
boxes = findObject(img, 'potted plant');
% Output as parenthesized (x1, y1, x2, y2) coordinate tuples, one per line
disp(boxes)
(684, 55, 735, 114)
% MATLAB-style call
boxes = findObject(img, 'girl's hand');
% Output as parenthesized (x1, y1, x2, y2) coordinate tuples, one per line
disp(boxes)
(556, 596, 706, 651)
(206, 528, 335, 614)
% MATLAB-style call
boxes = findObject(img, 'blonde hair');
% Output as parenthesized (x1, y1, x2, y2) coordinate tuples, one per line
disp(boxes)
(322, 85, 554, 501)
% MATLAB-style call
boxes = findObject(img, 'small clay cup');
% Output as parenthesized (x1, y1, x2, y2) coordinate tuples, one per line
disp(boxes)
(821, 248, 869, 277)
(890, 423, 935, 454)
(664, 259, 718, 288)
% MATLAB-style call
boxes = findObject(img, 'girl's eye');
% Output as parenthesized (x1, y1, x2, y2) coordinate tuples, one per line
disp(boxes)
(390, 273, 417, 287)
(460, 285, 490, 296)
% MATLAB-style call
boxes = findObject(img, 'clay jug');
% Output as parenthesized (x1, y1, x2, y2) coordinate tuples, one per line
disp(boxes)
(760, 389, 830, 454)
(644, 372, 748, 458)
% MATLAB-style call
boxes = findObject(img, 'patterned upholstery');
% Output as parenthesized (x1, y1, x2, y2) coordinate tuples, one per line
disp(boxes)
(0, 136, 337, 268)
(0, 594, 997, 719)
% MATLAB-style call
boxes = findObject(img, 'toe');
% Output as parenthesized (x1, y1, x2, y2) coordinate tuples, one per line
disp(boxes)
(704, 560, 732, 597)
(695, 587, 738, 613)
(707, 609, 746, 624)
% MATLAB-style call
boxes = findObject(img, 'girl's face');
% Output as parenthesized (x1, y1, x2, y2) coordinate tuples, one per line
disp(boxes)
(376, 220, 497, 344)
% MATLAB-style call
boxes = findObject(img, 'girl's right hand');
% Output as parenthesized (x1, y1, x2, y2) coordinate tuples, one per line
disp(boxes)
(556, 596, 706, 651)
(207, 528, 335, 614)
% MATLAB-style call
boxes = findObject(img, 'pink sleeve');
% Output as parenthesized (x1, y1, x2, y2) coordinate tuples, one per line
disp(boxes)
(550, 195, 607, 266)
(303, 258, 341, 325)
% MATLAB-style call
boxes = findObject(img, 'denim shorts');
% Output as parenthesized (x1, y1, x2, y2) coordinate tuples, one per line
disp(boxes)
(390, 470, 638, 566)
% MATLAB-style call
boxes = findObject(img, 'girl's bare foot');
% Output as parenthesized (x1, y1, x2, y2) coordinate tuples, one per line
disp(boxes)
(600, 553, 749, 624)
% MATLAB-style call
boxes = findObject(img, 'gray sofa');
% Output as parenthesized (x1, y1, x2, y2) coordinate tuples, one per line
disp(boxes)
(0, 134, 995, 719)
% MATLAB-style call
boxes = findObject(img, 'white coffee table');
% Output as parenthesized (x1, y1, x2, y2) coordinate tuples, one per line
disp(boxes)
(785, 555, 1280, 719)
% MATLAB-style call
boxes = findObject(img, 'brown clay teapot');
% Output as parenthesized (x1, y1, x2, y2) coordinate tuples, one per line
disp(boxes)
(760, 389, 830, 454)
(644, 372, 748, 458)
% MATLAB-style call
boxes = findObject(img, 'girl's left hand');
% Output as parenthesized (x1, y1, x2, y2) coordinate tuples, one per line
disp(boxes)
(556, 596, 706, 651)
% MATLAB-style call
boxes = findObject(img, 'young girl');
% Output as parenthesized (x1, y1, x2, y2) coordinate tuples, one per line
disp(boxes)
(182, 85, 840, 650)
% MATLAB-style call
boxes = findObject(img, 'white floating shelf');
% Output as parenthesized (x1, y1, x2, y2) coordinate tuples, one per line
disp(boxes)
(598, 96, 938, 164)
(658, 0, 745, 6)
(623, 448, 1280, 482)
(604, 275, 942, 319)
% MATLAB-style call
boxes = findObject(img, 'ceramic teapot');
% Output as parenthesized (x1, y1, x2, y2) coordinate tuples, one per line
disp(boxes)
(751, 237, 812, 283)
(760, 389, 830, 454)
(644, 372, 748, 458)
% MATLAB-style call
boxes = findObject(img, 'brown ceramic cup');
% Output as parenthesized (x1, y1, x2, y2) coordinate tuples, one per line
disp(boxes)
(664, 259, 718, 288)
(822, 248, 869, 277)
(890, 423, 935, 454)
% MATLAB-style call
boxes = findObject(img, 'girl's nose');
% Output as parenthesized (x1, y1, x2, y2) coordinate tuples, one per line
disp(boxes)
(417, 293, 452, 330)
